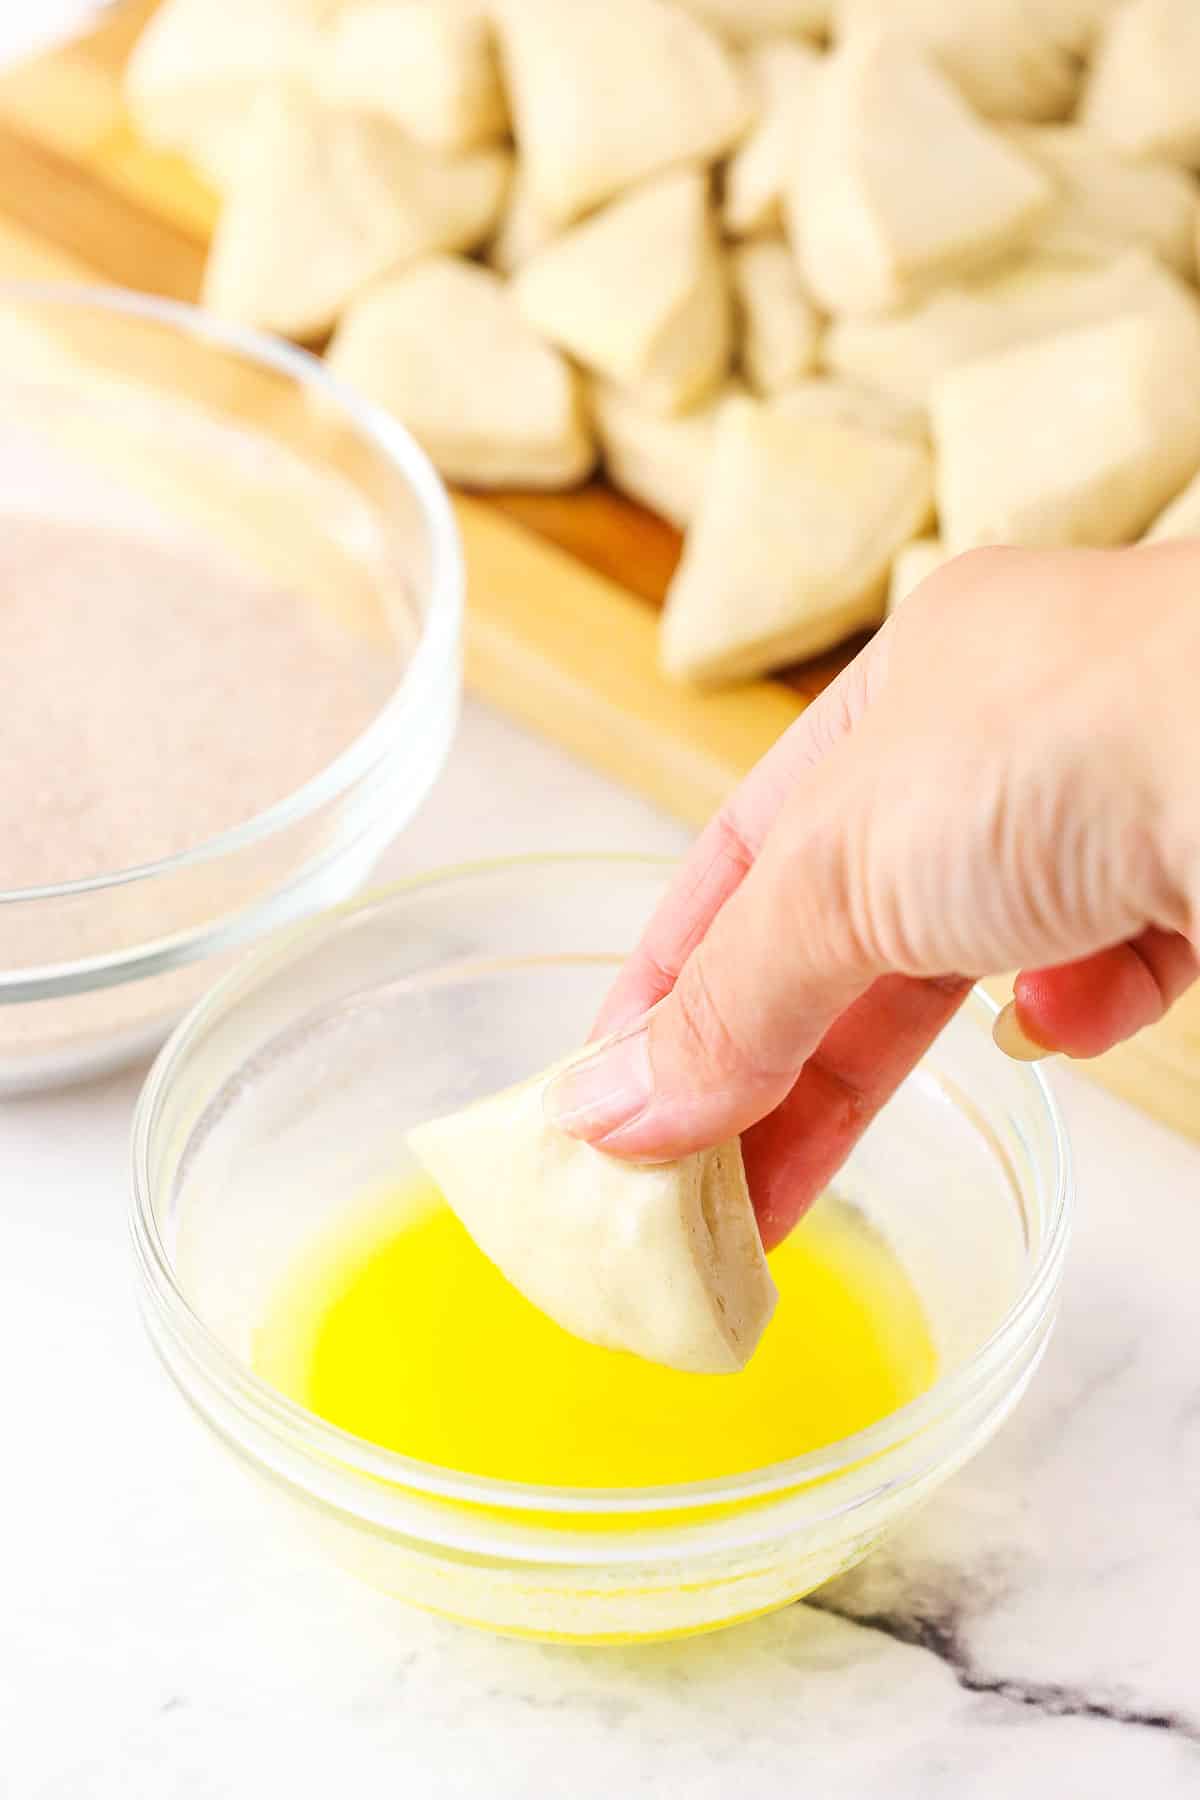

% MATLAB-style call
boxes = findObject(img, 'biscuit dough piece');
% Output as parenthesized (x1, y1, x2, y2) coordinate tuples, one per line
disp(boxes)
(1082, 0, 1200, 169)
(1144, 468, 1200, 542)
(514, 170, 731, 415)
(933, 312, 1200, 551)
(325, 0, 508, 151)
(203, 87, 510, 337)
(792, 36, 1051, 316)
(731, 240, 821, 396)
(723, 39, 823, 238)
(492, 0, 748, 227)
(1012, 126, 1197, 278)
(1041, 0, 1122, 53)
(887, 537, 949, 611)
(328, 257, 594, 488)
(408, 1058, 777, 1374)
(592, 380, 742, 528)
(824, 250, 1200, 413)
(835, 0, 1079, 121)
(486, 169, 558, 275)
(123, 0, 328, 188)
(672, 0, 829, 41)
(662, 399, 933, 684)
(771, 376, 926, 444)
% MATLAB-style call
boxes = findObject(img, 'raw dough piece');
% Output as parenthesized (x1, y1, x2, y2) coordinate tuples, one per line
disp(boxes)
(407, 1058, 777, 1374)
(123, 0, 328, 188)
(771, 376, 926, 444)
(824, 250, 1200, 413)
(834, 0, 1079, 121)
(792, 36, 1051, 316)
(1082, 0, 1200, 168)
(514, 170, 731, 415)
(933, 313, 1200, 552)
(1012, 126, 1197, 279)
(592, 380, 742, 528)
(486, 169, 557, 274)
(672, 0, 829, 41)
(328, 258, 594, 488)
(492, 0, 748, 226)
(723, 39, 822, 239)
(325, 0, 508, 151)
(661, 399, 933, 683)
(1143, 468, 1200, 541)
(203, 87, 511, 337)
(887, 537, 948, 610)
(731, 240, 820, 396)
(1040, 0, 1123, 53)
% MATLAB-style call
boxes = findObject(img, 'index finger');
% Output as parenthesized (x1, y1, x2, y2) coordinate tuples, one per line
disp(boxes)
(593, 641, 890, 1038)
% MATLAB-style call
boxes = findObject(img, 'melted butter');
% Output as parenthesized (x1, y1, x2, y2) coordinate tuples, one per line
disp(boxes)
(254, 1178, 937, 1489)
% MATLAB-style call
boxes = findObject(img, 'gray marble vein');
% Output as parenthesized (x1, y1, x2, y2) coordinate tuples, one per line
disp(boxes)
(816, 1073, 1200, 1738)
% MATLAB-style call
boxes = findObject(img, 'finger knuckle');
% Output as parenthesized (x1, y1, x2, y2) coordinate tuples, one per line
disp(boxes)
(710, 808, 757, 880)
(670, 951, 783, 1088)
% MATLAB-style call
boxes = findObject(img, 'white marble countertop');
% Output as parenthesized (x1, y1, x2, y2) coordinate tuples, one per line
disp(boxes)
(3, 700, 1199, 1799)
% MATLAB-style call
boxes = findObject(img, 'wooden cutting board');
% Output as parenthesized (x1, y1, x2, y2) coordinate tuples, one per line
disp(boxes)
(0, 0, 1196, 1143)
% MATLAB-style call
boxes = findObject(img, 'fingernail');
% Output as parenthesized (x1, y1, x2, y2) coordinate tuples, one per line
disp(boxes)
(548, 1027, 654, 1140)
(993, 1001, 1054, 1063)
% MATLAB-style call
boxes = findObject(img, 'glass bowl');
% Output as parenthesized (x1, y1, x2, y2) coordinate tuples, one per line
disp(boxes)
(0, 282, 461, 1092)
(131, 857, 1072, 1644)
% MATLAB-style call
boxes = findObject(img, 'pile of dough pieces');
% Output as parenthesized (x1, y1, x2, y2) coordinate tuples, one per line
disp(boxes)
(129, 0, 1200, 687)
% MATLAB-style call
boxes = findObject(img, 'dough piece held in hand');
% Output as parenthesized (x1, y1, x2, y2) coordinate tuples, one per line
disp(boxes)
(328, 258, 594, 489)
(1082, 0, 1200, 169)
(123, 0, 326, 188)
(326, 0, 507, 151)
(673, 0, 829, 40)
(792, 36, 1051, 316)
(493, 0, 748, 227)
(593, 380, 742, 528)
(887, 537, 948, 611)
(407, 1057, 777, 1374)
(834, 0, 1078, 121)
(933, 312, 1200, 551)
(203, 87, 511, 337)
(1144, 468, 1200, 542)
(824, 250, 1200, 414)
(1012, 126, 1197, 279)
(723, 39, 822, 239)
(662, 399, 933, 684)
(514, 170, 731, 415)
(732, 240, 820, 396)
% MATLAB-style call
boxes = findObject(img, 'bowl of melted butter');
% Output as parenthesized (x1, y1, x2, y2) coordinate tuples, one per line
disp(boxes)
(131, 856, 1072, 1644)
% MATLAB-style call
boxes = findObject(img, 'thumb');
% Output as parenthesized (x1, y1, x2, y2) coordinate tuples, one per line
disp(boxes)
(549, 754, 878, 1158)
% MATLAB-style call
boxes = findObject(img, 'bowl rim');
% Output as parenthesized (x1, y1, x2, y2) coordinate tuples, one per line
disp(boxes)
(0, 279, 463, 907)
(130, 854, 1075, 1523)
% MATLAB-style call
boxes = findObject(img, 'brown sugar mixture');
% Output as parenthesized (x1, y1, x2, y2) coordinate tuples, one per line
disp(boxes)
(0, 513, 397, 891)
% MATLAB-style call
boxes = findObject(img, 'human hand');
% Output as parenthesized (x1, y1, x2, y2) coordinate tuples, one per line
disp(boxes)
(552, 543, 1200, 1247)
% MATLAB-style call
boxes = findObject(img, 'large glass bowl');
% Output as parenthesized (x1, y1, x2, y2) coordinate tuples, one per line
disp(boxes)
(130, 857, 1072, 1644)
(0, 282, 461, 1092)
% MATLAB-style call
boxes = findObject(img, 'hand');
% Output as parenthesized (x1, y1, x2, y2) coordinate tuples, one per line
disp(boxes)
(552, 543, 1200, 1247)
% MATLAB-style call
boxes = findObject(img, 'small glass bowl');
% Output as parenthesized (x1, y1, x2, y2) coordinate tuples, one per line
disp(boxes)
(131, 857, 1072, 1645)
(0, 282, 461, 1092)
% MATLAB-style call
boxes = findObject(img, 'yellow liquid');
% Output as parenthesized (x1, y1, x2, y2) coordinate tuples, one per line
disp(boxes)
(255, 1180, 937, 1489)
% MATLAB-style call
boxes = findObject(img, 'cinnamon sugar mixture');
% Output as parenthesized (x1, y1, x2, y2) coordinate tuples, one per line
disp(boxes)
(0, 514, 396, 891)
